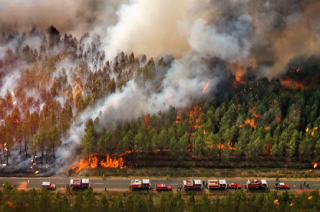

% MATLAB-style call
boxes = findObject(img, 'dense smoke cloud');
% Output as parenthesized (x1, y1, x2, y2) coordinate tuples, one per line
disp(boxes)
(0, 0, 128, 38)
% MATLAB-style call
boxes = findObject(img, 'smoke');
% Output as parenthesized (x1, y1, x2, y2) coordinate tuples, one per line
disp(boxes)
(0, 0, 128, 38)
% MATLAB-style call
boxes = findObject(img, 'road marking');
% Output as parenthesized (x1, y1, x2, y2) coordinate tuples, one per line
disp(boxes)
(314, 184, 320, 186)
(94, 183, 104, 184)
(56, 183, 65, 184)
(170, 184, 179, 185)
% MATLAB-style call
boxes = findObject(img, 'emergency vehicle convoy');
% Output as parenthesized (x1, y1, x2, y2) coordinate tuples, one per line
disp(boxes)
(156, 184, 172, 191)
(274, 182, 290, 190)
(183, 179, 203, 190)
(130, 179, 151, 190)
(246, 179, 268, 190)
(41, 182, 56, 190)
(69, 179, 90, 189)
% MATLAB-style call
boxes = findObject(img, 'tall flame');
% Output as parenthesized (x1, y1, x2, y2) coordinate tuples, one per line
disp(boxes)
(314, 163, 317, 169)
(306, 127, 309, 132)
(203, 80, 210, 93)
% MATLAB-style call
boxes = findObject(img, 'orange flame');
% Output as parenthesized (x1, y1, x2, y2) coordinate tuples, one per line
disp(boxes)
(35, 171, 39, 175)
(18, 182, 28, 190)
(264, 126, 269, 130)
(5, 148, 8, 151)
(30, 166, 33, 169)
(308, 196, 313, 200)
(101, 155, 124, 169)
(13, 101, 16, 105)
(276, 117, 281, 123)
(296, 68, 301, 72)
(203, 129, 206, 134)
(236, 76, 240, 82)
(16, 119, 19, 123)
(203, 81, 210, 93)
(312, 131, 315, 136)
(7, 201, 14, 207)
(71, 153, 125, 174)
(289, 203, 294, 206)
(306, 127, 309, 132)
(314, 163, 317, 169)
(2, 164, 7, 166)
(273, 199, 280, 205)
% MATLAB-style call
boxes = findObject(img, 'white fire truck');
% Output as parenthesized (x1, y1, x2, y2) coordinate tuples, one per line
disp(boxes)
(69, 179, 90, 189)
(130, 179, 151, 190)
(182, 179, 203, 191)
(41, 182, 56, 190)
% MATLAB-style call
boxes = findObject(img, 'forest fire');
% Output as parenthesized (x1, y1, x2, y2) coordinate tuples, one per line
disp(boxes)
(311, 127, 318, 136)
(203, 81, 210, 93)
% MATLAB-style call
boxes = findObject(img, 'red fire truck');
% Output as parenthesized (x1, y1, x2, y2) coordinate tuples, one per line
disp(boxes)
(207, 180, 219, 190)
(156, 184, 172, 191)
(246, 179, 268, 190)
(274, 182, 290, 190)
(183, 180, 203, 191)
(41, 182, 56, 190)
(228, 182, 241, 189)
(130, 179, 151, 190)
(69, 179, 90, 189)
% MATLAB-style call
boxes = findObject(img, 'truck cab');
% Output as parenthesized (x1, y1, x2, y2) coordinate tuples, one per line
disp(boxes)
(82, 179, 90, 188)
(274, 182, 289, 190)
(183, 180, 194, 190)
(194, 180, 203, 190)
(156, 184, 172, 191)
(142, 179, 151, 189)
(42, 182, 56, 190)
(219, 179, 227, 190)
(261, 179, 268, 190)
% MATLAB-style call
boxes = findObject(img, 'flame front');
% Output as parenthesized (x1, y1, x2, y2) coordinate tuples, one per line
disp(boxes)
(71, 153, 125, 174)
(203, 81, 210, 93)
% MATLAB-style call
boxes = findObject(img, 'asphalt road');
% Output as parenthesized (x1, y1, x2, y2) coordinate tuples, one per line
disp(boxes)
(0, 178, 318, 190)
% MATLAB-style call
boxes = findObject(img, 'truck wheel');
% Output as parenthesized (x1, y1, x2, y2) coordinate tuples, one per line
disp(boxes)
(277, 188, 279, 190)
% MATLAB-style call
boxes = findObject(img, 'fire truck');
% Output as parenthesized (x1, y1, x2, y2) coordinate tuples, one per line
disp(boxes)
(183, 180, 203, 191)
(69, 179, 90, 189)
(228, 182, 241, 189)
(41, 182, 56, 190)
(156, 184, 172, 191)
(274, 182, 290, 190)
(246, 179, 268, 190)
(207, 179, 227, 190)
(130, 179, 151, 190)
(207, 180, 219, 190)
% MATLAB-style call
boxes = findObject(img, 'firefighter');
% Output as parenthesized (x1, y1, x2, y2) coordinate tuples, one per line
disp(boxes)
(276, 176, 279, 182)
(123, 192, 126, 197)
(304, 181, 306, 186)
(177, 186, 179, 191)
(105, 186, 107, 192)
(307, 182, 309, 188)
